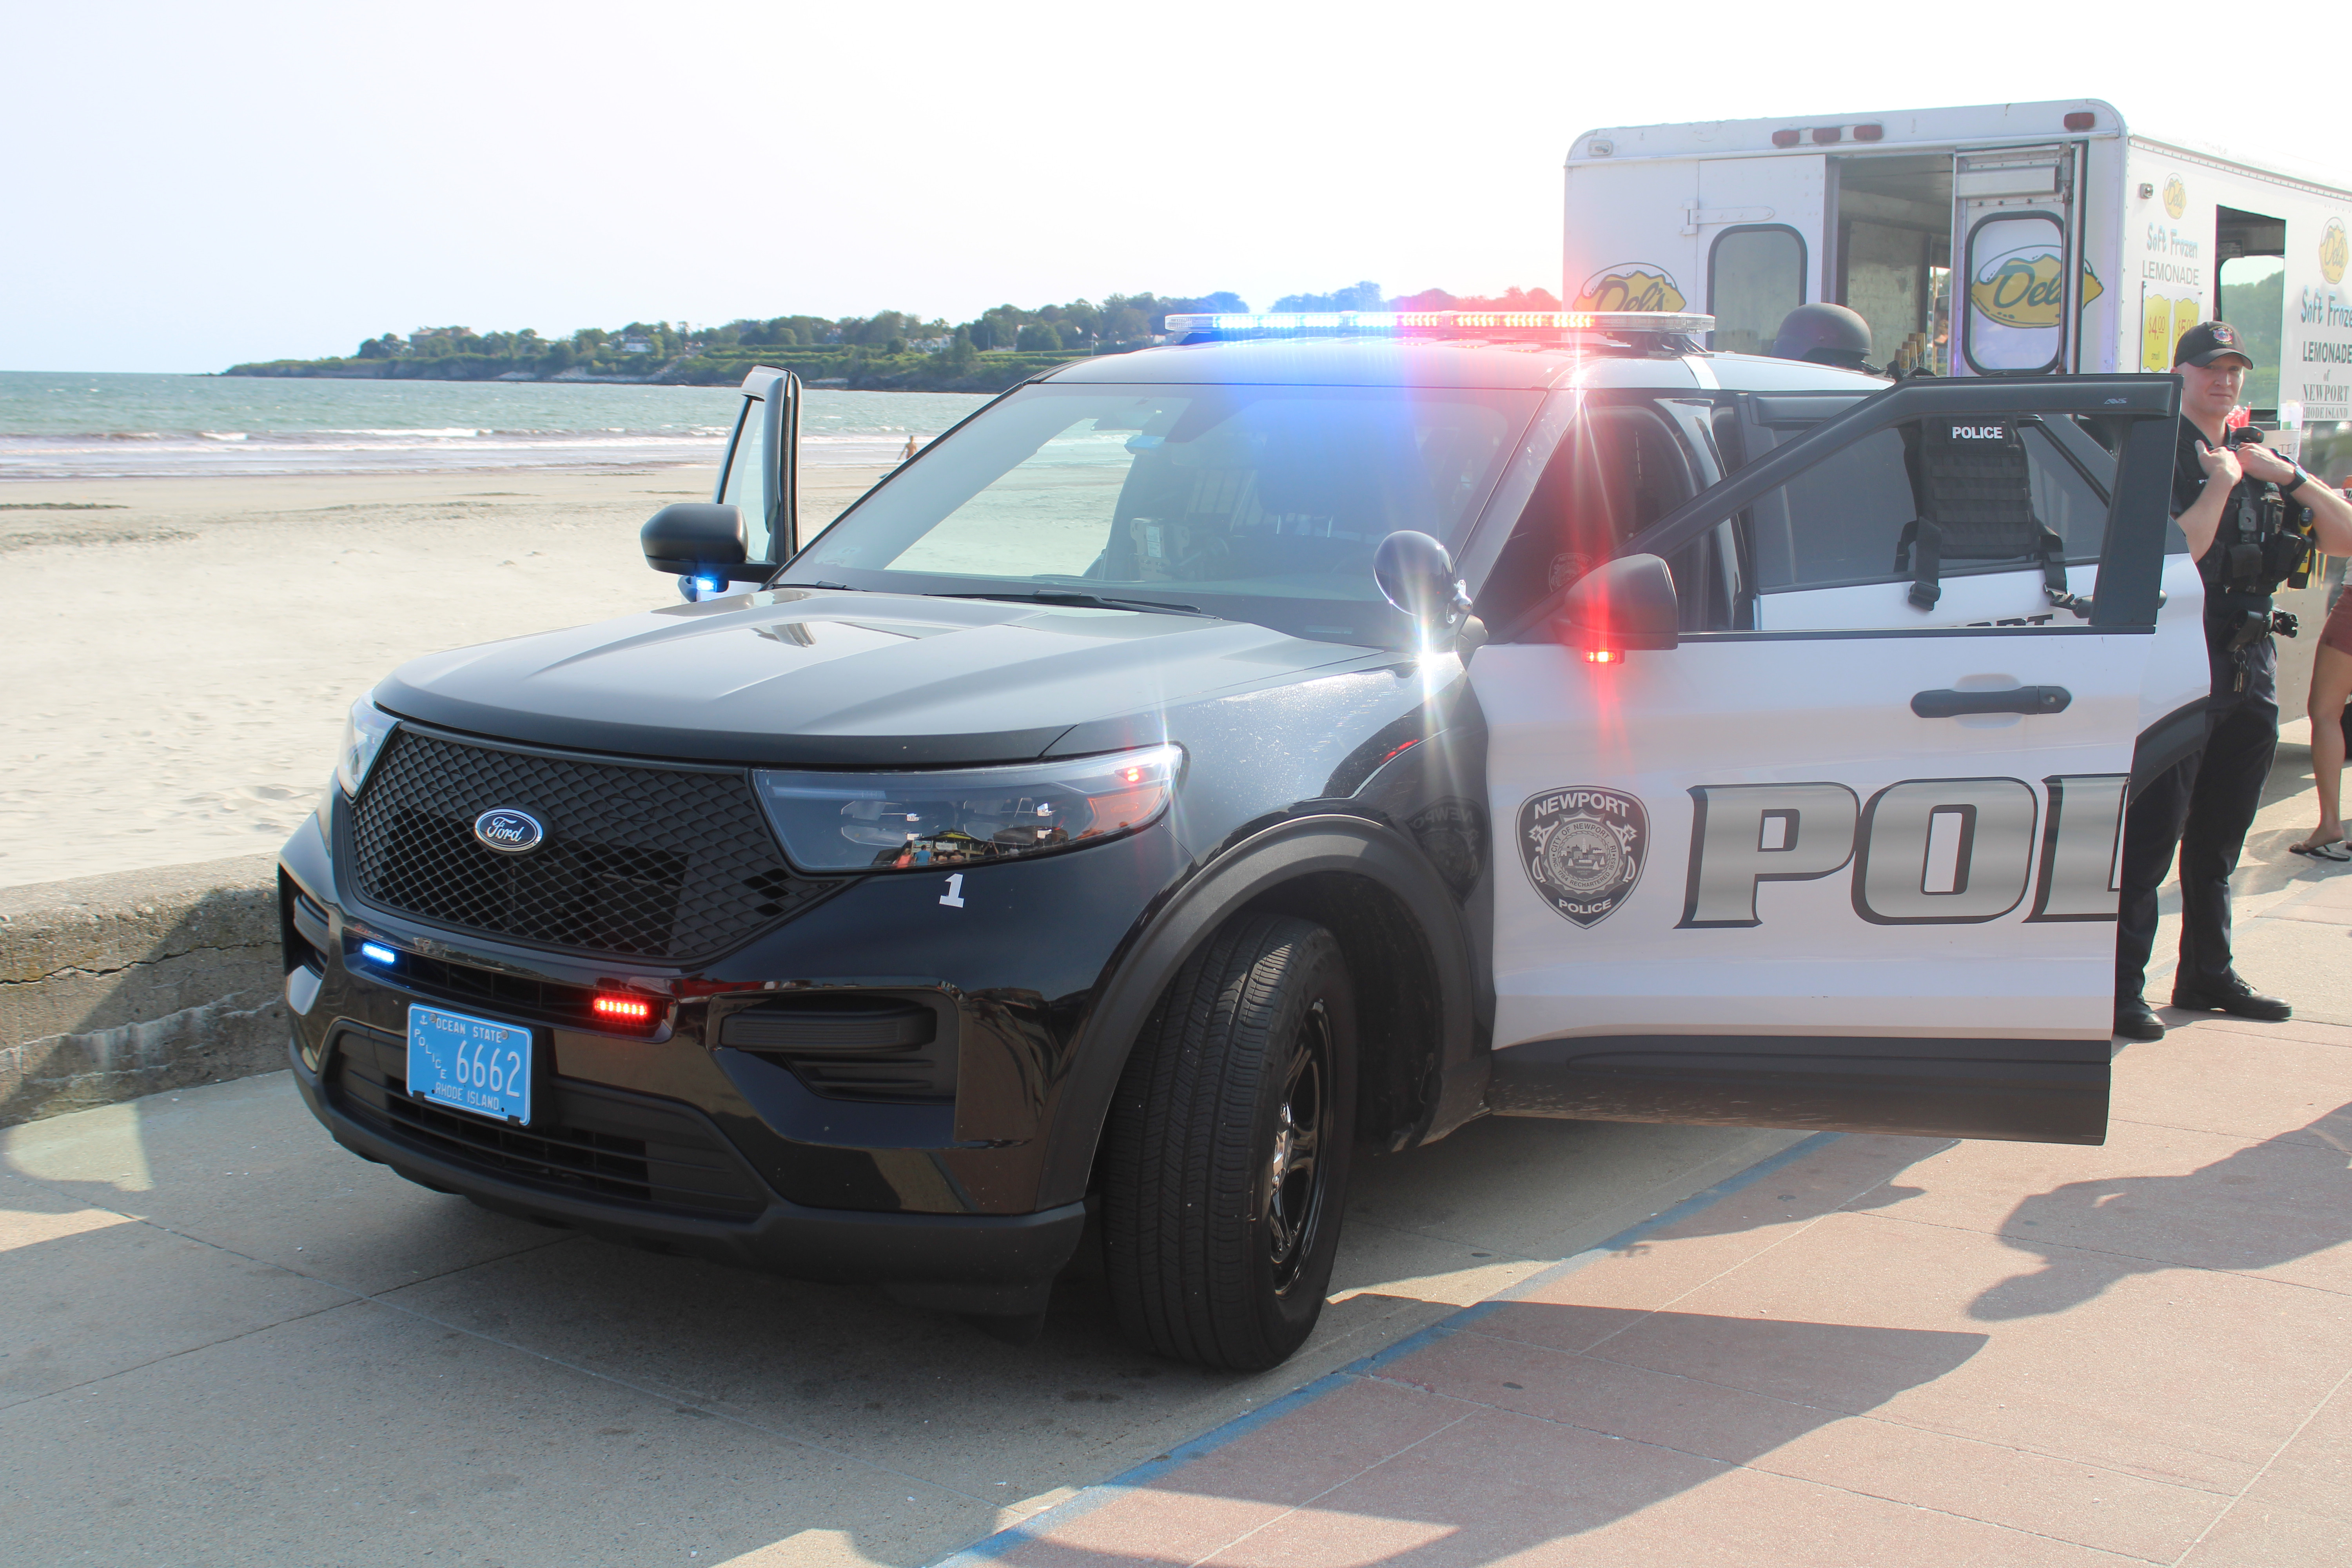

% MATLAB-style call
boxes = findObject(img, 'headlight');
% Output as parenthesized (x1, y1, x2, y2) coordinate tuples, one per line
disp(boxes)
(336, 695, 400, 798)
(754, 744, 1183, 872)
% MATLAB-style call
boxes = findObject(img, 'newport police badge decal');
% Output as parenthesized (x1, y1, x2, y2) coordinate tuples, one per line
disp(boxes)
(1517, 787, 1647, 927)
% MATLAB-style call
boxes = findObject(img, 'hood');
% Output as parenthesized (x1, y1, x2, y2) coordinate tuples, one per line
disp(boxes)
(374, 587, 1376, 766)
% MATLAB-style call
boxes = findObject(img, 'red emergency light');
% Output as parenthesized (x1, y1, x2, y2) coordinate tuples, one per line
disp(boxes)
(593, 994, 655, 1024)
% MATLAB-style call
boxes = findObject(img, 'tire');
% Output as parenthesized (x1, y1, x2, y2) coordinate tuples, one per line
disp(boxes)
(1100, 913, 1357, 1371)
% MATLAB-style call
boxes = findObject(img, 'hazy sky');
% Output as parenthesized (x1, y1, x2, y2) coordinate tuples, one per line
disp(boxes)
(4, 0, 2337, 373)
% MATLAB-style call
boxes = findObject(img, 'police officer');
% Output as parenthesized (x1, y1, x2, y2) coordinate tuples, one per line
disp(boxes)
(2115, 321, 2352, 1040)
(1769, 303, 1881, 374)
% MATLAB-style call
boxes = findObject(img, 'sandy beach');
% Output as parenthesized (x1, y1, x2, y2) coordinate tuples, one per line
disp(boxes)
(0, 464, 892, 888)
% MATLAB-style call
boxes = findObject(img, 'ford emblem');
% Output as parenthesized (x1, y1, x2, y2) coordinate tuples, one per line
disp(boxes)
(472, 808, 545, 855)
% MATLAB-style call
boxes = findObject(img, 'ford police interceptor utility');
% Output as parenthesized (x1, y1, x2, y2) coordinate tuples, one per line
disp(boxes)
(278, 309, 2201, 1370)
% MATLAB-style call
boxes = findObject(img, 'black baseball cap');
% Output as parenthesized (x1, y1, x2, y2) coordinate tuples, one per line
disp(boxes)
(2174, 320, 2255, 368)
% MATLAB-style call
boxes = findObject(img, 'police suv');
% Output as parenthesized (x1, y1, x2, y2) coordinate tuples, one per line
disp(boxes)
(278, 311, 2202, 1370)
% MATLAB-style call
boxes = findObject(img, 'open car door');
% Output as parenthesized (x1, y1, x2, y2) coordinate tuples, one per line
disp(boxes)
(1469, 372, 2180, 1144)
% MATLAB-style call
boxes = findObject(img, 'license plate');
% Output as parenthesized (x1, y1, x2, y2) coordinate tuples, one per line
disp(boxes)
(406, 1003, 534, 1125)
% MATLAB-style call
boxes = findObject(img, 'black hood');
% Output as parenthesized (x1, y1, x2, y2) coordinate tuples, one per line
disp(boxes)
(375, 587, 1374, 766)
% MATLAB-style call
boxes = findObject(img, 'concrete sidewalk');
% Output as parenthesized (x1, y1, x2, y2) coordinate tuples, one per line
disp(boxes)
(948, 734, 2352, 1568)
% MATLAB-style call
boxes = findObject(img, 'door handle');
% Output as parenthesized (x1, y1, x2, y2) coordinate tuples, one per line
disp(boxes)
(1911, 686, 2072, 718)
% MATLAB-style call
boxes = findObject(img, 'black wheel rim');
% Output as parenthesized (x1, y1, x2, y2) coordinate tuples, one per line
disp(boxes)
(1264, 999, 1330, 1295)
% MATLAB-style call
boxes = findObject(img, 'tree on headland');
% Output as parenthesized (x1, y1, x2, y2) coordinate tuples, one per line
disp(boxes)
(238, 281, 1563, 388)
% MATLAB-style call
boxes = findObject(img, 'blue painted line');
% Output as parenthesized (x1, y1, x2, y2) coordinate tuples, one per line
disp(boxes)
(930, 1130, 1844, 1567)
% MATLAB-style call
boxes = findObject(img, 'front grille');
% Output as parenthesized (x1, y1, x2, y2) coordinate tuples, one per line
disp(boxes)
(350, 728, 827, 962)
(389, 1086, 657, 1203)
(330, 1026, 765, 1216)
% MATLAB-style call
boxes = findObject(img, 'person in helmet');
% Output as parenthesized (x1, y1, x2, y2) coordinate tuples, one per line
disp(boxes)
(1770, 303, 1881, 374)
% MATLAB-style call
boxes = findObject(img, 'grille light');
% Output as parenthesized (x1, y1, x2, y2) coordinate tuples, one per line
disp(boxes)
(358, 941, 398, 965)
(593, 995, 654, 1023)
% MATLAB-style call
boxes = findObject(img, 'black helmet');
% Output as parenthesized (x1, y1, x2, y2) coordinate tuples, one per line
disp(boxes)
(1770, 303, 1877, 370)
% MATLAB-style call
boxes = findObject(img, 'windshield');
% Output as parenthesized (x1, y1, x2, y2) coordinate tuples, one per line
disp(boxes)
(780, 381, 1540, 644)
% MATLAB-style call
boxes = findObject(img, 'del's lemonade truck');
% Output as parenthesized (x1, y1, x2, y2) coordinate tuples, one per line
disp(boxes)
(1562, 96, 2352, 696)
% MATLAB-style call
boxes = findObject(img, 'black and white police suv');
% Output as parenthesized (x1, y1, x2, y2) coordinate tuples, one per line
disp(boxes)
(279, 310, 2203, 1369)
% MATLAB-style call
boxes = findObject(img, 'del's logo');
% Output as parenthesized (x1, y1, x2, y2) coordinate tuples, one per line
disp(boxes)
(2162, 174, 2187, 219)
(472, 808, 545, 855)
(1969, 247, 2104, 329)
(1517, 787, 1647, 928)
(1572, 264, 1686, 314)
(2322, 218, 2348, 287)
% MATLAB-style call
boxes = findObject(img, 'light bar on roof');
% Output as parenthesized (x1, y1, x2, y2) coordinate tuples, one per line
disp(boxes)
(1163, 310, 1715, 336)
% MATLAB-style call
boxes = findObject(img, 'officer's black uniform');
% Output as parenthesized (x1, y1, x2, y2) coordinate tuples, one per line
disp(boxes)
(2116, 330, 2302, 1029)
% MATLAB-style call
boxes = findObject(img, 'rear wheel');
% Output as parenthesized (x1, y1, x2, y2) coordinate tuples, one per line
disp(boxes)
(1100, 913, 1356, 1370)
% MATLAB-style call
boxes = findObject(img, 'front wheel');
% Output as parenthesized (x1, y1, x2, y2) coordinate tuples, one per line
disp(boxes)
(1100, 913, 1356, 1370)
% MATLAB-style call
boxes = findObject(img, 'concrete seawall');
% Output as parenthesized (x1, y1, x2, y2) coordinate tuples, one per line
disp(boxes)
(0, 855, 285, 1126)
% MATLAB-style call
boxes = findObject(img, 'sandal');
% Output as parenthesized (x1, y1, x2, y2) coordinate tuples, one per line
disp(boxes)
(2288, 840, 2352, 861)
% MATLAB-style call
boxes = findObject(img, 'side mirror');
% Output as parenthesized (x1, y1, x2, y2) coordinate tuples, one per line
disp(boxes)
(1373, 530, 1469, 640)
(643, 503, 773, 590)
(1557, 554, 1679, 654)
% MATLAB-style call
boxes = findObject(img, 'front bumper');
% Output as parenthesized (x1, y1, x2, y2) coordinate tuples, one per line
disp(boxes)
(278, 794, 1190, 1308)
(288, 1022, 1085, 1312)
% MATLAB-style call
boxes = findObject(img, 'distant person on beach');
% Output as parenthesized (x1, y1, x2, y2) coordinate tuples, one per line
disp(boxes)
(901, 434, 919, 462)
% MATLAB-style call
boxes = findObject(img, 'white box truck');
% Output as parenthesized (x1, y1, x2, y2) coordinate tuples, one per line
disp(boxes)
(1563, 96, 2352, 700)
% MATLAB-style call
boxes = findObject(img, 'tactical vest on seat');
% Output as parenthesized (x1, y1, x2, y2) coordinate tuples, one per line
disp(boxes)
(1893, 418, 2085, 616)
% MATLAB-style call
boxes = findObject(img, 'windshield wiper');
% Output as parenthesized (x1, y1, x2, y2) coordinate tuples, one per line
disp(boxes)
(933, 589, 1214, 617)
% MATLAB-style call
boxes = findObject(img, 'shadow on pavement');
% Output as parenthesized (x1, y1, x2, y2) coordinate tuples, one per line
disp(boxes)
(1096, 1303, 1990, 1566)
(1970, 1102, 2352, 1321)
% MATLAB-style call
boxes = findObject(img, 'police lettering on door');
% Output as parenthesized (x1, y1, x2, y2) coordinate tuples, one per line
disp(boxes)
(1517, 776, 2127, 929)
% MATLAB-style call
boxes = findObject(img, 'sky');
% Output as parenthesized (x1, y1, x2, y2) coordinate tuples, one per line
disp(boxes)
(3, 0, 2337, 373)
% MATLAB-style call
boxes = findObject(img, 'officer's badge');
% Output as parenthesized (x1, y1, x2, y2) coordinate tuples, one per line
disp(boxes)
(1517, 786, 1647, 927)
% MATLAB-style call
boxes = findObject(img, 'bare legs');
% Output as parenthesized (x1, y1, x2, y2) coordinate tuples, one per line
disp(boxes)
(2298, 643, 2352, 850)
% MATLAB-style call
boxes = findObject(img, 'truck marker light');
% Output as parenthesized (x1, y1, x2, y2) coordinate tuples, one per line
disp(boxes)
(358, 942, 397, 966)
(1583, 648, 1621, 665)
(1813, 127, 1841, 145)
(2064, 111, 2095, 131)
(1771, 129, 1800, 148)
(1853, 123, 1884, 142)
(593, 995, 653, 1023)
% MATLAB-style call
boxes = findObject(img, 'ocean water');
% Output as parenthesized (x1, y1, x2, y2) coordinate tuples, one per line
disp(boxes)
(0, 372, 989, 479)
